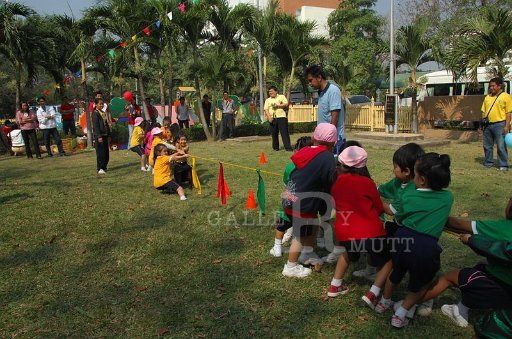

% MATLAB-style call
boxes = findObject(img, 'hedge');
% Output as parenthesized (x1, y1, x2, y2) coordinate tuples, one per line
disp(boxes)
(187, 121, 317, 141)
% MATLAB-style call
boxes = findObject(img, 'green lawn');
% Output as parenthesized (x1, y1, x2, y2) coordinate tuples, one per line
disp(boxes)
(0, 135, 508, 338)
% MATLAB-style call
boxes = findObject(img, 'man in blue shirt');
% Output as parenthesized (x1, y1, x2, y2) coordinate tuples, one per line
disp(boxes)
(304, 65, 345, 155)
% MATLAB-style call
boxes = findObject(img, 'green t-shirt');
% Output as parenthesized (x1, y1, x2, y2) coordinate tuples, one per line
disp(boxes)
(395, 188, 454, 238)
(278, 163, 296, 221)
(474, 219, 512, 285)
(378, 177, 403, 200)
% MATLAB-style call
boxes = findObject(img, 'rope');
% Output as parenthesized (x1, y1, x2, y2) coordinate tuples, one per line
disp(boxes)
(191, 154, 282, 177)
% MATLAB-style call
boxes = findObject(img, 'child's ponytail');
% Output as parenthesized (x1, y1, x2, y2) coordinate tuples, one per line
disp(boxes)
(416, 153, 451, 191)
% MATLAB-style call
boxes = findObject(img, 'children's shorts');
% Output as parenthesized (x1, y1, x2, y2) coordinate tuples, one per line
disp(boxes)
(339, 237, 390, 267)
(389, 227, 442, 292)
(459, 264, 512, 309)
(130, 145, 144, 156)
(282, 214, 316, 237)
(157, 180, 180, 194)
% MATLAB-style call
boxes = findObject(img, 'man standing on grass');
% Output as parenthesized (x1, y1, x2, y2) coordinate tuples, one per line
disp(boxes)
(36, 96, 66, 157)
(481, 77, 511, 171)
(59, 96, 76, 136)
(264, 86, 292, 151)
(220, 91, 238, 140)
(177, 96, 190, 129)
(304, 65, 345, 155)
(145, 97, 158, 125)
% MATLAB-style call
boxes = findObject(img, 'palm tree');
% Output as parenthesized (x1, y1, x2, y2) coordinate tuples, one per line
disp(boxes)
(394, 18, 433, 133)
(444, 7, 512, 82)
(0, 2, 36, 109)
(272, 14, 326, 97)
(86, 0, 159, 121)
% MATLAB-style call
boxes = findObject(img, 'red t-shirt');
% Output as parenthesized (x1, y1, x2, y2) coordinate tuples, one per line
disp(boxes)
(60, 103, 75, 121)
(331, 173, 385, 241)
(127, 104, 141, 125)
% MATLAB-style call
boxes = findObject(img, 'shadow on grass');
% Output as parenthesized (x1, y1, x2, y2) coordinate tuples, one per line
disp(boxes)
(473, 156, 484, 165)
(0, 243, 59, 270)
(0, 192, 33, 204)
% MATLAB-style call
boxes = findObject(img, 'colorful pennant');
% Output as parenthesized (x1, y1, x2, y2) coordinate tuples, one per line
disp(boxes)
(97, 56, 103, 62)
(75, 70, 81, 77)
(192, 157, 202, 194)
(131, 35, 137, 41)
(166, 11, 173, 21)
(143, 26, 150, 36)
(257, 170, 266, 215)
(155, 19, 161, 29)
(120, 42, 126, 48)
(108, 49, 115, 59)
(178, 2, 186, 13)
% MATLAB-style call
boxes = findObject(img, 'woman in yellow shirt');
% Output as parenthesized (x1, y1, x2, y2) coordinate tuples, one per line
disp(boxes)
(153, 143, 189, 200)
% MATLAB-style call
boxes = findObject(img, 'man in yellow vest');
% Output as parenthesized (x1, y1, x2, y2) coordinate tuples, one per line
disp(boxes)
(481, 77, 512, 171)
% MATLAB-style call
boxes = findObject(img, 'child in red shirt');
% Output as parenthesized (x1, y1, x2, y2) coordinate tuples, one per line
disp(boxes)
(326, 146, 389, 297)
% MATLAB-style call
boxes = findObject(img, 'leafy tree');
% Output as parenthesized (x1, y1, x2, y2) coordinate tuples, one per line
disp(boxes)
(443, 7, 512, 82)
(327, 0, 384, 94)
(394, 18, 434, 133)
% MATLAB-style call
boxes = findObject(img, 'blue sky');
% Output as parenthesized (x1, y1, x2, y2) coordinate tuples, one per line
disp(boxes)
(13, 0, 391, 18)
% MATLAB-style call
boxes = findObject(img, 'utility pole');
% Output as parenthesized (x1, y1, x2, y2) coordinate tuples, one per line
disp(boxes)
(390, 0, 397, 134)
(257, 0, 264, 123)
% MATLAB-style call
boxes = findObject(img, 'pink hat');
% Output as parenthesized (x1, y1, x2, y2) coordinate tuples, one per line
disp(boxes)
(151, 127, 163, 135)
(338, 146, 368, 168)
(313, 123, 337, 143)
(134, 117, 144, 126)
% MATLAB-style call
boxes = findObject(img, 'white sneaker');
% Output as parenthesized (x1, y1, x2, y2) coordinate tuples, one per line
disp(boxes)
(393, 300, 418, 319)
(141, 167, 147, 172)
(269, 246, 282, 257)
(391, 315, 409, 328)
(352, 268, 376, 281)
(282, 263, 312, 278)
(417, 299, 434, 317)
(282, 228, 293, 243)
(98, 169, 106, 174)
(441, 304, 469, 327)
(322, 251, 341, 264)
(180, 196, 187, 201)
(299, 251, 322, 265)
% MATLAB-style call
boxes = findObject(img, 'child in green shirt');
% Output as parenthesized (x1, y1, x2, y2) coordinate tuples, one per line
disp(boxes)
(371, 153, 453, 328)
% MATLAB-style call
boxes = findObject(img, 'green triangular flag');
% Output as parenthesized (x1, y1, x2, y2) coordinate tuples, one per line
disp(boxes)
(192, 0, 200, 4)
(256, 170, 266, 215)
(108, 49, 115, 60)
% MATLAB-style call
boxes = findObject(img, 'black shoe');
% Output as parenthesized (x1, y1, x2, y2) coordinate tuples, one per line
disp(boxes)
(47, 154, 53, 158)
(59, 153, 67, 157)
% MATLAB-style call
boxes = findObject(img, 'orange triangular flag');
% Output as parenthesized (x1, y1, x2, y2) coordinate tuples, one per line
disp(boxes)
(224, 180, 231, 196)
(245, 190, 257, 209)
(259, 151, 267, 164)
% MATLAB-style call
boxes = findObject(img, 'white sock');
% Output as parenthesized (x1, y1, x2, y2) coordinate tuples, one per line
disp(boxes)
(141, 167, 146, 171)
(395, 306, 408, 319)
(370, 285, 381, 296)
(331, 278, 343, 287)
(302, 246, 314, 253)
(457, 302, 469, 320)
(366, 265, 377, 274)
(180, 196, 187, 201)
(379, 297, 392, 306)
(332, 246, 345, 254)
(287, 261, 297, 268)
(274, 238, 282, 246)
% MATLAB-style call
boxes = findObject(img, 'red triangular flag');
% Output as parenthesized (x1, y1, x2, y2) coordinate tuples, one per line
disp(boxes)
(96, 56, 103, 62)
(143, 26, 150, 36)
(120, 42, 126, 48)
(217, 163, 227, 205)
(224, 180, 231, 196)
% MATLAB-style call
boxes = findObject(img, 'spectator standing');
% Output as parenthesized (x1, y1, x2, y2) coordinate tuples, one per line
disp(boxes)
(92, 97, 110, 174)
(145, 97, 158, 124)
(36, 96, 66, 157)
(60, 96, 76, 136)
(220, 91, 237, 140)
(264, 86, 292, 151)
(304, 65, 345, 155)
(176, 96, 190, 129)
(15, 102, 41, 159)
(202, 94, 212, 127)
(481, 77, 512, 171)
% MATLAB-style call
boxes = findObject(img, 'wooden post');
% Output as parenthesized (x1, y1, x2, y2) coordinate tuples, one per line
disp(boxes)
(370, 97, 375, 131)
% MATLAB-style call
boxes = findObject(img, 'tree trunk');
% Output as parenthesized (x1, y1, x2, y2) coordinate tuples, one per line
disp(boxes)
(411, 89, 418, 134)
(80, 59, 93, 148)
(263, 56, 268, 100)
(159, 72, 165, 120)
(134, 47, 150, 121)
(193, 49, 212, 141)
(15, 62, 21, 113)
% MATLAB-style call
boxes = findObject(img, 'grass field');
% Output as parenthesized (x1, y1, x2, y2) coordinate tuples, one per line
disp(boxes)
(1, 135, 509, 338)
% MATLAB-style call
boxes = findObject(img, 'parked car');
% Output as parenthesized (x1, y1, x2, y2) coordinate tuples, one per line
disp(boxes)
(346, 95, 371, 105)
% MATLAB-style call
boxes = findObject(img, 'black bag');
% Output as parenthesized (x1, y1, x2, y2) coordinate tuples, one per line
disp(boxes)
(481, 92, 502, 129)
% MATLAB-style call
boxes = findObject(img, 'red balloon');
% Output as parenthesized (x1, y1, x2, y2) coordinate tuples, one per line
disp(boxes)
(123, 91, 133, 102)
